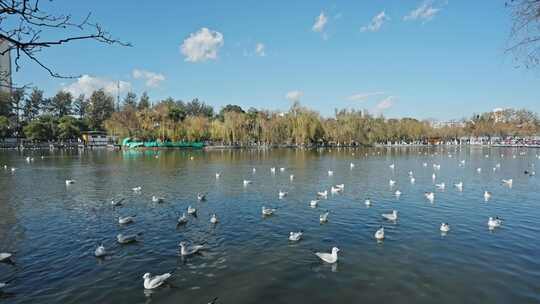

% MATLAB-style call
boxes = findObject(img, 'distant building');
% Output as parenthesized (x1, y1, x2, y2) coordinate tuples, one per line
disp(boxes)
(430, 120, 465, 129)
(0, 39, 12, 93)
(81, 131, 116, 147)
(492, 108, 506, 123)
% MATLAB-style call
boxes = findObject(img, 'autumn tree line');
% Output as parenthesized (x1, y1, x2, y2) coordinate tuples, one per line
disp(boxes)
(0, 88, 538, 146)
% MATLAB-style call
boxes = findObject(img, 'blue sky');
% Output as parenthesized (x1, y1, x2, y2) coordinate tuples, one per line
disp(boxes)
(13, 0, 540, 120)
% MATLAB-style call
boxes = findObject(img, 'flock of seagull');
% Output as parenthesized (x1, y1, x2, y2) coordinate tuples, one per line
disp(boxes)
(1, 149, 539, 295)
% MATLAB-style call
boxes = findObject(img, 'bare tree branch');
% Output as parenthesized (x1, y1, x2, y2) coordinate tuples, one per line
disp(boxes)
(506, 0, 540, 68)
(0, 0, 131, 84)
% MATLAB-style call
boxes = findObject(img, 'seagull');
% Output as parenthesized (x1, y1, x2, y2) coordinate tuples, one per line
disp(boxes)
(132, 186, 142, 192)
(252, 168, 257, 173)
(320, 211, 329, 223)
(395, 190, 402, 197)
(423, 162, 428, 167)
(0, 252, 13, 263)
(389, 179, 396, 186)
(477, 168, 482, 173)
(350, 163, 355, 169)
(335, 184, 344, 190)
(197, 193, 206, 201)
(425, 192, 435, 202)
(177, 212, 188, 225)
(111, 198, 124, 207)
(331, 186, 342, 194)
(142, 272, 172, 290)
(117, 233, 141, 244)
(317, 190, 328, 198)
(10, 167, 16, 173)
(502, 179, 513, 187)
(279, 190, 288, 199)
(179, 242, 205, 256)
(364, 199, 372, 206)
(187, 206, 197, 215)
(65, 179, 75, 185)
(270, 167, 276, 174)
(262, 206, 275, 216)
(315, 247, 339, 264)
(328, 170, 334, 176)
(243, 179, 252, 186)
(432, 173, 437, 181)
(152, 196, 164, 203)
(289, 231, 303, 242)
(374, 226, 384, 241)
(410, 177, 416, 184)
(389, 163, 395, 169)
(440, 223, 450, 233)
(488, 217, 502, 230)
(433, 164, 441, 170)
(118, 215, 136, 225)
(215, 172, 221, 179)
(210, 213, 219, 224)
(290, 174, 294, 181)
(454, 182, 463, 191)
(382, 210, 398, 221)
(408, 171, 414, 176)
(95, 244, 107, 257)
(310, 200, 319, 208)
(435, 182, 445, 190)
(280, 167, 286, 172)
(484, 191, 492, 201)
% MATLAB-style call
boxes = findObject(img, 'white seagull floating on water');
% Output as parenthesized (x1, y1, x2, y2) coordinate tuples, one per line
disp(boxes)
(117, 233, 141, 244)
(278, 190, 288, 199)
(152, 195, 164, 203)
(484, 191, 492, 201)
(502, 179, 513, 187)
(365, 199, 372, 206)
(374, 226, 384, 241)
(65, 179, 75, 185)
(118, 215, 136, 225)
(310, 200, 319, 208)
(210, 214, 219, 224)
(187, 206, 197, 215)
(425, 192, 435, 202)
(177, 213, 188, 225)
(454, 182, 463, 191)
(395, 190, 402, 197)
(0, 252, 13, 263)
(317, 190, 328, 198)
(315, 247, 339, 264)
(132, 186, 142, 192)
(389, 179, 396, 186)
(488, 217, 502, 230)
(440, 223, 450, 233)
(320, 211, 329, 223)
(289, 231, 303, 242)
(262, 206, 275, 216)
(197, 193, 206, 201)
(179, 242, 205, 256)
(95, 244, 106, 257)
(243, 179, 252, 186)
(435, 182, 445, 190)
(328, 170, 334, 176)
(382, 210, 398, 221)
(143, 272, 172, 290)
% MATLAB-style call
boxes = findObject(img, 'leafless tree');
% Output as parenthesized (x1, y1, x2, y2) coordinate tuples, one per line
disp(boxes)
(506, 0, 540, 68)
(0, 0, 130, 83)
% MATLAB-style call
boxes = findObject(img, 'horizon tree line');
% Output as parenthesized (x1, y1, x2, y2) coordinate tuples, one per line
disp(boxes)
(0, 88, 538, 146)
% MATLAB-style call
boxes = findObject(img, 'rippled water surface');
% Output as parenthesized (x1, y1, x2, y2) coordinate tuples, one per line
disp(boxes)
(0, 147, 539, 304)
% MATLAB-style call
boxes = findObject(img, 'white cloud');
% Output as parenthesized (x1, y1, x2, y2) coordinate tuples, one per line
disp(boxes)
(180, 27, 224, 62)
(361, 11, 388, 32)
(63, 75, 131, 97)
(312, 11, 328, 32)
(404, 1, 441, 22)
(132, 69, 165, 88)
(347, 92, 386, 102)
(375, 96, 396, 112)
(285, 90, 303, 102)
(255, 43, 266, 56)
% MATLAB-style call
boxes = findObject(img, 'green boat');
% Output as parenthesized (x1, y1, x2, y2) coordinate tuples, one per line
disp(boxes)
(122, 138, 204, 149)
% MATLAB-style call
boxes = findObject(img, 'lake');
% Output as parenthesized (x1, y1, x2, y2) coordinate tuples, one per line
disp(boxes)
(0, 147, 539, 304)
